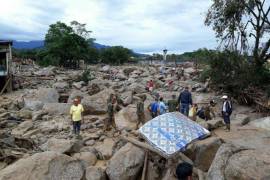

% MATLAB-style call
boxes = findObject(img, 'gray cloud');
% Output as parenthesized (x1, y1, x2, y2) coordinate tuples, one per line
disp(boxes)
(0, 0, 217, 53)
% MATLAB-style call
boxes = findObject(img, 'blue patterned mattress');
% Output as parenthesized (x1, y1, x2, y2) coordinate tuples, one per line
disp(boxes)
(139, 112, 210, 157)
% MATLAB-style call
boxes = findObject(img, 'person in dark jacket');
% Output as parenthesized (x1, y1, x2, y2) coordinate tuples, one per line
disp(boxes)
(178, 87, 193, 116)
(221, 95, 232, 132)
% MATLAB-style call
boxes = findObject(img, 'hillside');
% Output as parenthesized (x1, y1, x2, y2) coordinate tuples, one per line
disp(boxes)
(13, 40, 110, 50)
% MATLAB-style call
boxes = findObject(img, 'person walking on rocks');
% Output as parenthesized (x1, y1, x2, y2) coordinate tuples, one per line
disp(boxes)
(221, 95, 232, 132)
(178, 87, 193, 116)
(148, 98, 159, 118)
(105, 94, 117, 131)
(70, 98, 84, 137)
(158, 97, 167, 115)
(168, 94, 178, 112)
(136, 95, 146, 129)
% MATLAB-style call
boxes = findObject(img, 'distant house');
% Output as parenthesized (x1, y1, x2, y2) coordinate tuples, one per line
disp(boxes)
(0, 40, 13, 93)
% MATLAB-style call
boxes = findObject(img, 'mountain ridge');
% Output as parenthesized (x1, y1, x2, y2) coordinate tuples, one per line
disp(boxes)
(12, 40, 109, 50)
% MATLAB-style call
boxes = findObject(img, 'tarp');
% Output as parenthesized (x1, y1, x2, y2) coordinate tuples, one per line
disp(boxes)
(139, 112, 210, 158)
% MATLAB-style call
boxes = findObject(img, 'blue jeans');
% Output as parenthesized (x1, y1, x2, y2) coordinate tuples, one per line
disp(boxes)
(180, 103, 189, 116)
(73, 121, 81, 135)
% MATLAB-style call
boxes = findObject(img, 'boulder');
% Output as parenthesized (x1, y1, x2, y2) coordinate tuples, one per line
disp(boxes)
(0, 151, 84, 180)
(82, 88, 115, 115)
(207, 118, 224, 130)
(115, 103, 152, 130)
(115, 73, 127, 80)
(101, 65, 110, 72)
(36, 88, 59, 103)
(38, 118, 70, 133)
(106, 143, 145, 180)
(53, 82, 69, 92)
(42, 103, 71, 115)
(184, 67, 196, 74)
(68, 90, 87, 102)
(185, 137, 223, 172)
(123, 67, 137, 76)
(42, 138, 83, 154)
(115, 105, 138, 130)
(18, 109, 32, 119)
(73, 81, 85, 89)
(72, 152, 97, 167)
(207, 143, 270, 180)
(250, 116, 270, 131)
(87, 83, 102, 95)
(95, 138, 116, 160)
(24, 99, 44, 111)
(85, 166, 106, 180)
(32, 110, 48, 121)
(11, 120, 33, 136)
(120, 91, 133, 106)
(34, 66, 56, 76)
(127, 83, 146, 94)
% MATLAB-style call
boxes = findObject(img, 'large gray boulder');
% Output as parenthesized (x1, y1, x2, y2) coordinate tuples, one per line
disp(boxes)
(115, 105, 138, 130)
(81, 88, 115, 115)
(36, 88, 59, 103)
(53, 82, 69, 92)
(86, 166, 106, 180)
(24, 99, 44, 111)
(95, 138, 116, 160)
(42, 138, 83, 154)
(0, 151, 84, 180)
(185, 137, 223, 172)
(42, 103, 71, 115)
(127, 83, 146, 94)
(11, 120, 33, 136)
(34, 66, 56, 76)
(106, 143, 145, 180)
(68, 90, 87, 102)
(115, 104, 151, 130)
(72, 152, 97, 167)
(207, 143, 270, 180)
(250, 116, 270, 131)
(120, 91, 133, 106)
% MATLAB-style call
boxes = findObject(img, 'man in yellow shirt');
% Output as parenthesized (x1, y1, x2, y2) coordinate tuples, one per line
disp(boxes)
(70, 98, 84, 136)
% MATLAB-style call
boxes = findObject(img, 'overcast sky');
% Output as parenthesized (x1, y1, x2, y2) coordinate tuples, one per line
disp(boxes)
(0, 0, 217, 54)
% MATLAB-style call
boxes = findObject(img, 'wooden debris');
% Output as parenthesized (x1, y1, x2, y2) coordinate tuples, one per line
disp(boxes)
(120, 136, 193, 165)
(141, 151, 148, 180)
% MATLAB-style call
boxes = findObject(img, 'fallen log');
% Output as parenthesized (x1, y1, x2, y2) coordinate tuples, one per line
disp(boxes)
(120, 136, 193, 165)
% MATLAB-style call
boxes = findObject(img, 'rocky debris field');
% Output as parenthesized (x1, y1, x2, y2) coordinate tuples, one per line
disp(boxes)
(0, 63, 270, 180)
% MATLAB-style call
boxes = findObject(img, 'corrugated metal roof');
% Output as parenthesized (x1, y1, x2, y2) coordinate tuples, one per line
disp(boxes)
(0, 40, 13, 45)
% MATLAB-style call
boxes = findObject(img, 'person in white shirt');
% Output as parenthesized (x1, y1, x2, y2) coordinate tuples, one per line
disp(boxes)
(221, 95, 232, 132)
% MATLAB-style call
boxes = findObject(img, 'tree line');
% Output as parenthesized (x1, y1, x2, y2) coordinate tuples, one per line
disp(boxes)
(13, 21, 133, 68)
(203, 0, 270, 100)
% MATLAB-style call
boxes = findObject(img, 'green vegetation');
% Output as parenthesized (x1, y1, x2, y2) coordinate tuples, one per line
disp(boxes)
(79, 69, 95, 83)
(100, 46, 131, 65)
(203, 0, 270, 100)
(14, 21, 132, 68)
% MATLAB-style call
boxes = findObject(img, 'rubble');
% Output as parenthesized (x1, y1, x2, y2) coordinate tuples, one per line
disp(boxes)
(1, 63, 269, 180)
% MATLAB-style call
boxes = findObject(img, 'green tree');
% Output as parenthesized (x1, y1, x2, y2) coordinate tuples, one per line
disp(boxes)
(205, 0, 270, 67)
(44, 21, 90, 68)
(100, 46, 131, 65)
